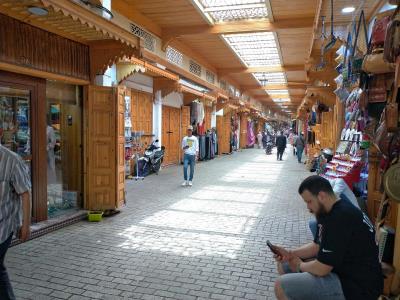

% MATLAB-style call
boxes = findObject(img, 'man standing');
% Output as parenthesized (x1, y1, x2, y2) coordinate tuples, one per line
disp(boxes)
(181, 126, 199, 187)
(273, 176, 383, 300)
(275, 131, 287, 161)
(295, 133, 305, 163)
(0, 144, 31, 299)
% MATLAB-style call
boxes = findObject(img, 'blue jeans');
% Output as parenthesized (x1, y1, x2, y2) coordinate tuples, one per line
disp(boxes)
(183, 154, 196, 181)
(296, 146, 304, 163)
(279, 262, 345, 300)
(0, 233, 15, 300)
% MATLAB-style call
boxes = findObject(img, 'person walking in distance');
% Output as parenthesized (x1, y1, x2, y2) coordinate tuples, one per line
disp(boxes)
(275, 131, 287, 161)
(0, 143, 31, 300)
(295, 133, 306, 163)
(181, 126, 199, 187)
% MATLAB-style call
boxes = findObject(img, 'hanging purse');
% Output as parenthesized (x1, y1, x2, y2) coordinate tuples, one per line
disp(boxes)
(367, 74, 387, 103)
(362, 48, 396, 74)
(351, 11, 369, 76)
(386, 79, 399, 132)
(384, 6, 400, 63)
(371, 15, 391, 47)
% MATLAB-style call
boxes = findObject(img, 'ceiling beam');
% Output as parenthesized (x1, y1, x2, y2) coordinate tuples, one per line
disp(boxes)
(162, 17, 314, 37)
(218, 64, 305, 76)
(307, 0, 323, 60)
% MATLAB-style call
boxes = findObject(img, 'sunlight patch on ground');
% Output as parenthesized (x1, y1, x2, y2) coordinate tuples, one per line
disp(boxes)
(118, 225, 244, 259)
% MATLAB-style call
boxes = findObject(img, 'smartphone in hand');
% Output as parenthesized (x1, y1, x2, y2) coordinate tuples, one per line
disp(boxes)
(266, 240, 282, 256)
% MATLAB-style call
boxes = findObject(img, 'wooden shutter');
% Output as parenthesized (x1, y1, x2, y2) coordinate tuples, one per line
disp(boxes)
(116, 87, 126, 208)
(169, 107, 180, 164)
(85, 85, 116, 210)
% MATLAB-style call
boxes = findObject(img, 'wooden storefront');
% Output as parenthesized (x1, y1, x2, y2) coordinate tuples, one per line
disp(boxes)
(0, 1, 141, 220)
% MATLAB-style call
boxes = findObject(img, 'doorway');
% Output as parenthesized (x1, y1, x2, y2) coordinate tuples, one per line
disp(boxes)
(162, 105, 181, 165)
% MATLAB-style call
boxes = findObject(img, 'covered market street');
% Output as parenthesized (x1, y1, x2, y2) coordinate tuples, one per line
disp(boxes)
(7, 149, 311, 300)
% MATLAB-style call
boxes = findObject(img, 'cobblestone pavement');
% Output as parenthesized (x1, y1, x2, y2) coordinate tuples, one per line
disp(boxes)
(7, 148, 312, 300)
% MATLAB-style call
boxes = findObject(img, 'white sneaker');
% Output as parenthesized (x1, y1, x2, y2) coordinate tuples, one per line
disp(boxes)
(181, 181, 188, 187)
(188, 181, 193, 187)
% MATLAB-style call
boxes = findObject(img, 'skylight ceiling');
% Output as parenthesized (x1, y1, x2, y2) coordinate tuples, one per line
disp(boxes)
(197, 0, 269, 23)
(222, 32, 281, 67)
(253, 72, 287, 84)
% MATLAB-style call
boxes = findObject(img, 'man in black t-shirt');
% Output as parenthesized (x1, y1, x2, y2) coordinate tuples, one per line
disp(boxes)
(273, 175, 383, 300)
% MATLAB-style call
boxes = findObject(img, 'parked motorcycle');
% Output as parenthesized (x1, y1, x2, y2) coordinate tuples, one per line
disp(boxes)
(265, 141, 273, 155)
(135, 140, 165, 177)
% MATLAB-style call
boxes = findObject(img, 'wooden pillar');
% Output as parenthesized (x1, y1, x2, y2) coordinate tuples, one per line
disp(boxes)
(392, 204, 400, 293)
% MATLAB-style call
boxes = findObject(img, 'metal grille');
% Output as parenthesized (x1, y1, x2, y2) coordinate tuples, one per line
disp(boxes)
(206, 70, 215, 84)
(130, 23, 156, 52)
(166, 47, 183, 66)
(189, 60, 202, 77)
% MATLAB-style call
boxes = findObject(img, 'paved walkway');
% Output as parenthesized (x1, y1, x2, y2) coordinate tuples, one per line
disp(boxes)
(7, 148, 312, 300)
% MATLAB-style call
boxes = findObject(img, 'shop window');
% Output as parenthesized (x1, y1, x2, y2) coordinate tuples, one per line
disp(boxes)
(0, 86, 32, 180)
(220, 80, 227, 90)
(46, 81, 83, 218)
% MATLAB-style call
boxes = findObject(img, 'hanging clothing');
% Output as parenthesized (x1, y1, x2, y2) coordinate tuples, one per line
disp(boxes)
(247, 121, 255, 146)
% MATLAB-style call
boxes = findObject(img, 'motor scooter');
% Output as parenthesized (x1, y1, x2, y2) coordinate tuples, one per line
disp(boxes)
(135, 140, 165, 177)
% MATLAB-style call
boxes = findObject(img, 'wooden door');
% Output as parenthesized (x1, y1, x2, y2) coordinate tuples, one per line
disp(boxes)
(240, 115, 247, 149)
(162, 106, 170, 164)
(205, 106, 212, 130)
(131, 90, 153, 148)
(222, 113, 231, 154)
(85, 85, 124, 210)
(116, 87, 126, 208)
(169, 107, 180, 164)
(162, 105, 181, 165)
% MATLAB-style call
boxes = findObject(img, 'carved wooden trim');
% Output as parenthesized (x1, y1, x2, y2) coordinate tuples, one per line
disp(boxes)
(40, 0, 141, 48)
(89, 40, 142, 83)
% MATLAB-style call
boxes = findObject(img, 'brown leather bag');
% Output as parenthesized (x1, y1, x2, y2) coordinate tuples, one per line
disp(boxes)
(384, 6, 400, 63)
(362, 48, 396, 74)
(386, 101, 399, 132)
(368, 75, 387, 103)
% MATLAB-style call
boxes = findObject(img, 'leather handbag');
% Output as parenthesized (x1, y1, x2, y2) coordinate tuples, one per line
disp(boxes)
(351, 11, 369, 75)
(386, 101, 399, 132)
(384, 6, 400, 63)
(386, 78, 399, 132)
(367, 75, 387, 103)
(371, 15, 391, 47)
(362, 48, 396, 74)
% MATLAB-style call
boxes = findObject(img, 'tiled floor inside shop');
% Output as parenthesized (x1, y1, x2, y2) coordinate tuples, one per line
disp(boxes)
(7, 148, 313, 300)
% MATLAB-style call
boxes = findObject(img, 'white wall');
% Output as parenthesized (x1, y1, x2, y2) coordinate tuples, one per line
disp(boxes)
(211, 105, 217, 128)
(95, 64, 117, 87)
(122, 72, 153, 94)
(153, 91, 162, 145)
(162, 92, 183, 108)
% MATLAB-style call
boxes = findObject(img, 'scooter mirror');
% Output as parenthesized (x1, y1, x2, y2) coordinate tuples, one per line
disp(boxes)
(155, 139, 159, 142)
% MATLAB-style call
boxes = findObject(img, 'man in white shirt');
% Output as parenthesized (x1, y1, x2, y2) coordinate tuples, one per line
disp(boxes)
(181, 126, 199, 187)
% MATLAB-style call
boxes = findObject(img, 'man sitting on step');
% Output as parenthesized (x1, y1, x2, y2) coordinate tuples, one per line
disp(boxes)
(273, 175, 383, 300)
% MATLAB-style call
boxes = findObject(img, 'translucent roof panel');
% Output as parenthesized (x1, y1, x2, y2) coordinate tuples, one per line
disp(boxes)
(222, 32, 282, 67)
(266, 89, 289, 95)
(253, 72, 287, 85)
(198, 0, 268, 23)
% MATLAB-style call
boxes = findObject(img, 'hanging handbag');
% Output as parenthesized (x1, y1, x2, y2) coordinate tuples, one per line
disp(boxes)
(371, 15, 391, 47)
(386, 79, 399, 132)
(351, 11, 369, 76)
(384, 6, 400, 63)
(362, 48, 396, 74)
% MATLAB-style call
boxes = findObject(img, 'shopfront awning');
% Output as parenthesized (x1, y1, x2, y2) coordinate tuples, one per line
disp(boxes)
(117, 57, 179, 84)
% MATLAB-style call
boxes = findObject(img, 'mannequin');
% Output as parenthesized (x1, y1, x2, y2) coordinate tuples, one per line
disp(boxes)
(47, 122, 56, 183)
